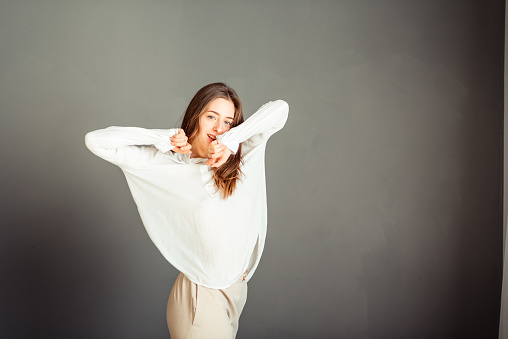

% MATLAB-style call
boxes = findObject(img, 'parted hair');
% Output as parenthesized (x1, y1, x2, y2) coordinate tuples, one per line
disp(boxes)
(181, 82, 244, 199)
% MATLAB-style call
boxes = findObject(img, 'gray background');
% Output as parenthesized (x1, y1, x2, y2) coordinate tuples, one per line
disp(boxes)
(502, 1, 508, 337)
(0, 0, 504, 338)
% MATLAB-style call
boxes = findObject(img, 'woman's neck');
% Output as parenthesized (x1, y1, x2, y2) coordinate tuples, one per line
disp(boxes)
(190, 142, 207, 159)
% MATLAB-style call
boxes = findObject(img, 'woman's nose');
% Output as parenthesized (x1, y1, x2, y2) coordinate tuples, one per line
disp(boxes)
(214, 121, 222, 133)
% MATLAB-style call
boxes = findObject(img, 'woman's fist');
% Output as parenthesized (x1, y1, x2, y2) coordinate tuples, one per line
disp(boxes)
(170, 129, 192, 154)
(205, 140, 232, 168)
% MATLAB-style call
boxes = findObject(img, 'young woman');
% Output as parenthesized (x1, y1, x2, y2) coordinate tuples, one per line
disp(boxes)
(84, 82, 289, 338)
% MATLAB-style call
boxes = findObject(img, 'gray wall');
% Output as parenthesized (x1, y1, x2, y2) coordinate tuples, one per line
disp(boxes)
(0, 1, 503, 338)
(501, 1, 508, 338)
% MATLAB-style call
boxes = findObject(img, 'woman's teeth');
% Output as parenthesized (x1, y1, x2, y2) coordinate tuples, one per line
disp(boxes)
(208, 134, 217, 140)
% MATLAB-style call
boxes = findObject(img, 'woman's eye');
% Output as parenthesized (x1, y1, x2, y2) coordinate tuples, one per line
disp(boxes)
(208, 115, 215, 120)
(225, 121, 231, 126)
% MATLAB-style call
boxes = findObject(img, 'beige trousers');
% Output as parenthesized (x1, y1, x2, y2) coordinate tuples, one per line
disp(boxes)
(166, 272, 248, 339)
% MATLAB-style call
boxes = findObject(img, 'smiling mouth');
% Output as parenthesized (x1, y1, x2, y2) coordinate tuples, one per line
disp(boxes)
(207, 134, 217, 141)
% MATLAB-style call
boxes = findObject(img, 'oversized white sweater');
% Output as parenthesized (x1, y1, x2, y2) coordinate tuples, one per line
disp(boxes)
(84, 100, 289, 289)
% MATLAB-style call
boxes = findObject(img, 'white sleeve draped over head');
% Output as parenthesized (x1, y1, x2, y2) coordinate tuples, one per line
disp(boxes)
(84, 100, 289, 289)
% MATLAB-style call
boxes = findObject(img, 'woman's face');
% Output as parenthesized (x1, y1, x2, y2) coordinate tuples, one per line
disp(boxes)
(192, 97, 235, 155)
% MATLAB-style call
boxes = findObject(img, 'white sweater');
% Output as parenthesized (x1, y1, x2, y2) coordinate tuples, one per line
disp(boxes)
(84, 100, 289, 289)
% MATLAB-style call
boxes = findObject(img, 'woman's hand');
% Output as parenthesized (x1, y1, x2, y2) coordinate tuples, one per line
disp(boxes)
(170, 129, 192, 154)
(205, 140, 232, 167)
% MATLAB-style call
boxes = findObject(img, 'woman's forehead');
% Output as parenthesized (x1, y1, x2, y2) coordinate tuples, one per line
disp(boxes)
(205, 98, 235, 119)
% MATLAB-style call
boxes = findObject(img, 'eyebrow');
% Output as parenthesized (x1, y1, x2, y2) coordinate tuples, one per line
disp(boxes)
(208, 110, 234, 120)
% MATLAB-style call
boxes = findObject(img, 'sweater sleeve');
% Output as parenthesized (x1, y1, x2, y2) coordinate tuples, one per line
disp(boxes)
(217, 100, 289, 154)
(84, 126, 179, 168)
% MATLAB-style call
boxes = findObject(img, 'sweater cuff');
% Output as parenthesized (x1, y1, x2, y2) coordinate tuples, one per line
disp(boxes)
(216, 135, 239, 154)
(152, 128, 179, 153)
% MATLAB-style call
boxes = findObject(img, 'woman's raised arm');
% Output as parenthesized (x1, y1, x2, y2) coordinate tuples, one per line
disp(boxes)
(217, 100, 289, 154)
(84, 126, 179, 168)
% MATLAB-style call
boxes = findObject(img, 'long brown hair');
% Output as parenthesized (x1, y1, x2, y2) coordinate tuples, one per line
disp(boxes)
(181, 82, 244, 199)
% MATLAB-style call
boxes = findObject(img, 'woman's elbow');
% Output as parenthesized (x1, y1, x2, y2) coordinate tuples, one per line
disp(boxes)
(275, 99, 289, 113)
(84, 130, 101, 152)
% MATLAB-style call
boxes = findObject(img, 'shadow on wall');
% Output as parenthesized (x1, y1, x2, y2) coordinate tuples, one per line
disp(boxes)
(0, 200, 121, 339)
(351, 54, 502, 338)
